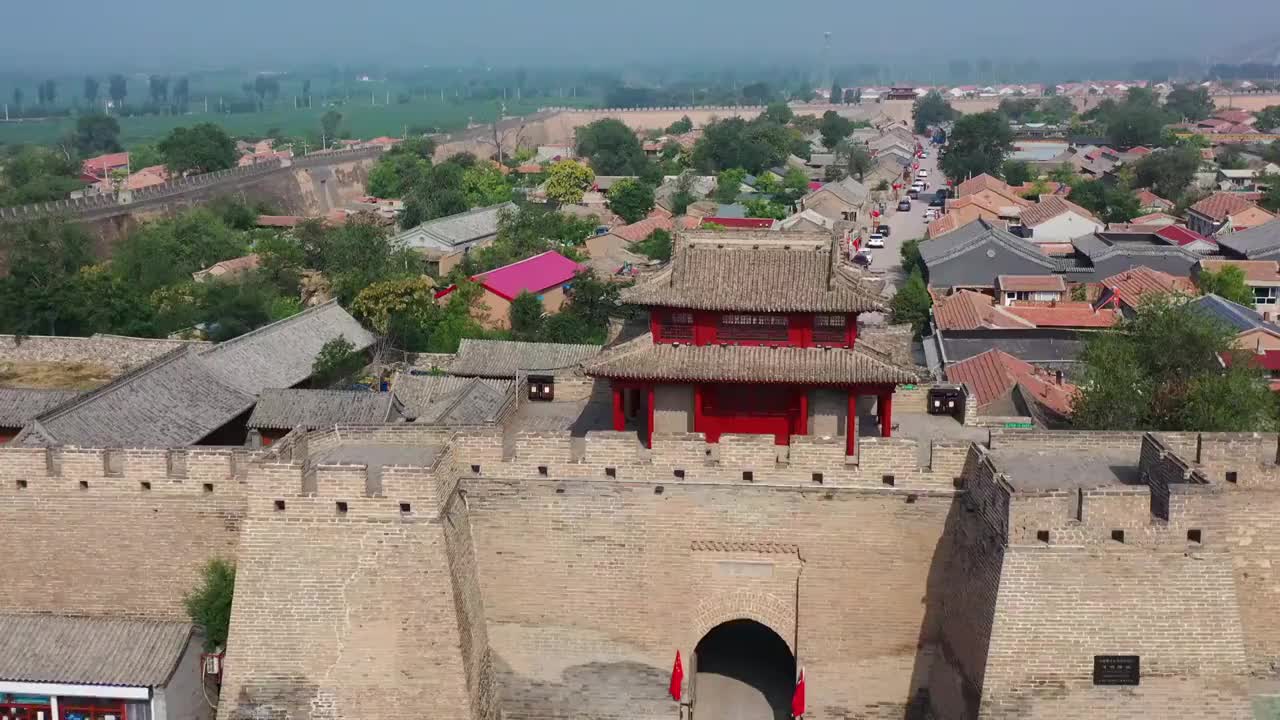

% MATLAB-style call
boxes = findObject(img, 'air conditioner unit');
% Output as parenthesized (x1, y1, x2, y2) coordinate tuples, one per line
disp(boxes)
(202, 652, 223, 676)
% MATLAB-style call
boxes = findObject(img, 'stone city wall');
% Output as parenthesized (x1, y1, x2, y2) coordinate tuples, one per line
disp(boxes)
(0, 333, 207, 373)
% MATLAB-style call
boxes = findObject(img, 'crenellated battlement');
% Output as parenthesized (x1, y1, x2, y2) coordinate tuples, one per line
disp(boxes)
(0, 445, 260, 496)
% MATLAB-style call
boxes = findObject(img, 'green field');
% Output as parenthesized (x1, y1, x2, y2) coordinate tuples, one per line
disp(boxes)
(0, 95, 597, 147)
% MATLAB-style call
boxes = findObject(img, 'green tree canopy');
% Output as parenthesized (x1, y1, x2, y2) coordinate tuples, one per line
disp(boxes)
(939, 111, 1014, 181)
(761, 102, 794, 126)
(633, 228, 673, 262)
(1196, 265, 1255, 307)
(311, 335, 366, 387)
(1071, 297, 1278, 431)
(891, 269, 933, 335)
(157, 123, 236, 174)
(1001, 159, 1033, 186)
(508, 291, 546, 341)
(1164, 85, 1215, 122)
(575, 118, 651, 176)
(1255, 106, 1280, 133)
(819, 110, 854, 150)
(184, 559, 235, 651)
(606, 178, 656, 224)
(1068, 179, 1141, 223)
(1133, 146, 1201, 202)
(714, 168, 747, 203)
(666, 116, 693, 134)
(912, 90, 956, 134)
(545, 159, 595, 205)
(691, 116, 796, 174)
(73, 113, 122, 156)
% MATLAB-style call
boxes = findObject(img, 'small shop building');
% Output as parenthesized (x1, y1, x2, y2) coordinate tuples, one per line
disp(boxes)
(0, 615, 211, 720)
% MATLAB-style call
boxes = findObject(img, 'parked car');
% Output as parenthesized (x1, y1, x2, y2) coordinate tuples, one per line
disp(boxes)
(866, 233, 885, 248)
(917, 169, 929, 179)
(878, 224, 891, 237)
(853, 249, 873, 267)
(929, 196, 945, 208)
(935, 188, 952, 200)
(908, 189, 920, 199)
(897, 199, 911, 211)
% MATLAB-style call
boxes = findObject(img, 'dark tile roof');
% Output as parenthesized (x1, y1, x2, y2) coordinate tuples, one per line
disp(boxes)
(202, 300, 376, 394)
(17, 302, 374, 448)
(246, 389, 402, 431)
(622, 232, 885, 313)
(391, 373, 513, 425)
(18, 348, 257, 448)
(1189, 294, 1280, 335)
(1070, 231, 1199, 264)
(0, 388, 79, 428)
(582, 333, 923, 384)
(919, 219, 1058, 270)
(0, 614, 194, 688)
(937, 333, 1089, 365)
(448, 339, 602, 378)
(1215, 220, 1280, 259)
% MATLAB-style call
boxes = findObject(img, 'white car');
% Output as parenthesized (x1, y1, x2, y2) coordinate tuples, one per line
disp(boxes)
(917, 169, 929, 179)
(920, 151, 929, 158)
(910, 181, 925, 192)
(866, 234, 886, 248)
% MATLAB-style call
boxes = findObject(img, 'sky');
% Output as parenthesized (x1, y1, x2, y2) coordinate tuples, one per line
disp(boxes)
(4, 0, 1280, 72)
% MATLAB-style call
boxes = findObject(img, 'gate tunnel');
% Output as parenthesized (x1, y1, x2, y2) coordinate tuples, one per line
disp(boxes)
(692, 619, 795, 720)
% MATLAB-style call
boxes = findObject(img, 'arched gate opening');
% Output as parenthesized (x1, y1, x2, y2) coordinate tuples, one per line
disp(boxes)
(692, 619, 795, 720)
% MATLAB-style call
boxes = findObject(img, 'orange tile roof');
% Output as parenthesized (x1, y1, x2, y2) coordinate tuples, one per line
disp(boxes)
(1099, 266, 1195, 308)
(1190, 192, 1261, 222)
(611, 216, 674, 244)
(945, 349, 1077, 416)
(1135, 190, 1174, 209)
(1019, 194, 1100, 228)
(956, 173, 1009, 197)
(1003, 303, 1119, 328)
(1198, 259, 1280, 284)
(996, 275, 1066, 292)
(1129, 212, 1180, 225)
(931, 290, 1035, 331)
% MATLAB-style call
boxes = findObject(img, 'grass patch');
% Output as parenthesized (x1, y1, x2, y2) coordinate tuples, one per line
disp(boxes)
(0, 361, 115, 390)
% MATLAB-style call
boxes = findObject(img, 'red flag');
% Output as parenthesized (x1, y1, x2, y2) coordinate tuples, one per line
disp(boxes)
(791, 667, 806, 717)
(669, 650, 684, 701)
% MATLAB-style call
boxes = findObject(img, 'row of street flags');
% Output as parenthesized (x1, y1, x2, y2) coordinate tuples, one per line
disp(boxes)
(668, 650, 806, 717)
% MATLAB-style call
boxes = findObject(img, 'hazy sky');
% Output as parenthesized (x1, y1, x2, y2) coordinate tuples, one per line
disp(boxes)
(5, 0, 1280, 71)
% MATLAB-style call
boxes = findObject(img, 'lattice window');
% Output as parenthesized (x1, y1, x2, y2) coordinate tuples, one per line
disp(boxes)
(719, 314, 789, 341)
(813, 314, 848, 344)
(662, 311, 694, 340)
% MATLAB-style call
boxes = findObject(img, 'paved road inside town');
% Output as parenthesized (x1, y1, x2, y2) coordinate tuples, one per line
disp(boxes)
(871, 135, 942, 295)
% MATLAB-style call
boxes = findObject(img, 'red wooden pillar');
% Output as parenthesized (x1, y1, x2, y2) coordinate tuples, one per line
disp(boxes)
(846, 388, 858, 456)
(796, 387, 809, 436)
(646, 384, 656, 449)
(612, 384, 625, 431)
(880, 389, 893, 438)
(693, 384, 704, 435)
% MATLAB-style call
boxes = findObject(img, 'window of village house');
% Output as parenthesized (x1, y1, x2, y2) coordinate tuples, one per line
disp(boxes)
(813, 314, 848, 344)
(718, 313, 789, 341)
(663, 311, 694, 340)
(1254, 286, 1278, 304)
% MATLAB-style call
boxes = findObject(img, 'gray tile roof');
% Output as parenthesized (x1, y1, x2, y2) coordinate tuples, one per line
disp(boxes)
(201, 300, 376, 394)
(583, 333, 923, 384)
(1215, 220, 1280, 259)
(0, 388, 79, 427)
(1070, 232, 1198, 264)
(1189, 294, 1280, 335)
(0, 614, 194, 688)
(448, 339, 602, 378)
(807, 177, 870, 207)
(391, 373, 513, 424)
(17, 301, 374, 448)
(919, 219, 1057, 269)
(393, 202, 516, 251)
(246, 389, 402, 430)
(622, 232, 885, 313)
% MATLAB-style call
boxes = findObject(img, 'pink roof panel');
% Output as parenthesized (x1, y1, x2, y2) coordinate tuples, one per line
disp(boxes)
(475, 251, 584, 300)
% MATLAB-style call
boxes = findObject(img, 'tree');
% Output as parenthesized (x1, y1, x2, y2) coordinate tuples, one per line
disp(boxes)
(829, 81, 843, 105)
(113, 209, 248, 293)
(691, 117, 794, 174)
(844, 88, 861, 105)
(715, 168, 746, 203)
(367, 150, 431, 199)
(352, 276, 439, 334)
(1164, 85, 1215, 122)
(1072, 296, 1278, 431)
(913, 90, 956, 134)
(1256, 106, 1280, 133)
(832, 140, 872, 182)
(939, 111, 1014, 181)
(761, 102, 793, 126)
(461, 163, 513, 207)
(509, 291, 545, 341)
(1068, 179, 1140, 223)
(83, 76, 100, 105)
(633, 228, 673, 262)
(1097, 89, 1170, 148)
(607, 178, 656, 223)
(73, 113, 122, 156)
(311, 336, 366, 387)
(899, 238, 925, 276)
(670, 170, 697, 215)
(107, 74, 127, 107)
(819, 110, 854, 150)
(891, 269, 933, 335)
(575, 118, 649, 176)
(0, 146, 84, 206)
(1133, 146, 1200, 202)
(157, 123, 237, 174)
(1001, 159, 1032, 186)
(1196, 265, 1255, 307)
(0, 219, 94, 336)
(184, 559, 235, 651)
(320, 110, 343, 145)
(666, 116, 693, 134)
(545, 159, 595, 204)
(1259, 173, 1280, 214)
(743, 197, 788, 220)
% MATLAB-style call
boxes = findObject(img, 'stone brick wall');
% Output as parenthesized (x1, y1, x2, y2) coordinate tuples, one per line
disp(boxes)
(0, 446, 248, 618)
(0, 333, 207, 373)
(217, 455, 495, 720)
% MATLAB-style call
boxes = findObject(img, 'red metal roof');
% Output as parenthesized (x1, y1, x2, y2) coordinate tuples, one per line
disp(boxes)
(1155, 225, 1214, 247)
(1221, 350, 1280, 372)
(474, 251, 584, 301)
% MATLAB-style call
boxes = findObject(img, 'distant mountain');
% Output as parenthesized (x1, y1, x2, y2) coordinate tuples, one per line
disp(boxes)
(1217, 33, 1280, 66)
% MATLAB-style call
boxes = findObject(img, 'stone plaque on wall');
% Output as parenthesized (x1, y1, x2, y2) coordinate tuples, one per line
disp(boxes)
(1093, 655, 1140, 686)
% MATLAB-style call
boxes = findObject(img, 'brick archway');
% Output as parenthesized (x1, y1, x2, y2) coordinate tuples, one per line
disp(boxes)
(690, 589, 796, 654)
